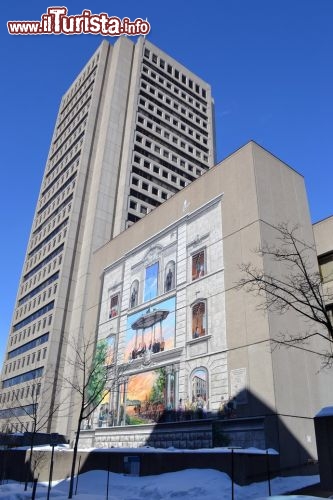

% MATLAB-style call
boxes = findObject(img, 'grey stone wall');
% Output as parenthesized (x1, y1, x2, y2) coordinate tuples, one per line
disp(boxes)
(79, 417, 268, 452)
(79, 421, 213, 450)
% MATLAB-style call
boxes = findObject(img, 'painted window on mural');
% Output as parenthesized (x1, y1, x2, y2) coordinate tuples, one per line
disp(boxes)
(119, 366, 176, 425)
(105, 336, 115, 366)
(144, 262, 159, 302)
(191, 368, 208, 410)
(109, 294, 119, 318)
(164, 261, 176, 292)
(192, 250, 205, 281)
(129, 280, 139, 308)
(124, 296, 175, 361)
(192, 301, 206, 338)
(97, 391, 112, 427)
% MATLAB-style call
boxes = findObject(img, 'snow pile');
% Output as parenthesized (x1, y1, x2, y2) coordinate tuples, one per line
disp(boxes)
(0, 468, 320, 500)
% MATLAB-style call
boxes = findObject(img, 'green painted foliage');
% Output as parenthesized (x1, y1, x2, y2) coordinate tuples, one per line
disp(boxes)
(86, 340, 108, 405)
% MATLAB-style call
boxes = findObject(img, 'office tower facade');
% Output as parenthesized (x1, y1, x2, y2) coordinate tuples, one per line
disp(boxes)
(0, 37, 215, 436)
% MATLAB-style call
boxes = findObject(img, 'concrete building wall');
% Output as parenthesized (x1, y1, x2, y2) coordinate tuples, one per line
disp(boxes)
(218, 144, 331, 465)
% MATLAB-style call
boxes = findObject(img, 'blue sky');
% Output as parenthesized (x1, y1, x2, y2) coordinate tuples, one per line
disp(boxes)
(1, 0, 332, 363)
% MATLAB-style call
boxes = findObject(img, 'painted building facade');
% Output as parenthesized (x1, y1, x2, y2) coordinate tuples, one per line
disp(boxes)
(94, 196, 228, 427)
(82, 142, 333, 468)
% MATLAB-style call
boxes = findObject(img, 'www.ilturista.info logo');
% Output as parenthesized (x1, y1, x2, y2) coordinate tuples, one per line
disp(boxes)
(7, 7, 151, 36)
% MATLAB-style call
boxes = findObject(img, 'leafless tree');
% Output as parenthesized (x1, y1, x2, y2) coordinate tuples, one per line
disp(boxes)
(237, 223, 333, 366)
(1, 378, 64, 488)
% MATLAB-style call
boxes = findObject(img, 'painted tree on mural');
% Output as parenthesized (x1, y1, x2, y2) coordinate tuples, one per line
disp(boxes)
(237, 223, 333, 366)
(149, 368, 166, 404)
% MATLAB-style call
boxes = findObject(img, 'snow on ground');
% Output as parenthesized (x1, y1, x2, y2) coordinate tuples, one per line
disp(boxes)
(0, 469, 320, 500)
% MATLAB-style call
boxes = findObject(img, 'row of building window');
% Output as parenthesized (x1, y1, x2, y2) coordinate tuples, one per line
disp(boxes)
(143, 47, 207, 100)
(50, 113, 87, 164)
(26, 212, 68, 260)
(46, 125, 82, 186)
(136, 108, 209, 173)
(44, 122, 85, 195)
(33, 188, 75, 247)
(138, 92, 208, 141)
(22, 257, 60, 299)
(0, 384, 41, 407)
(140, 81, 207, 130)
(28, 221, 68, 273)
(1, 419, 33, 432)
(0, 403, 37, 422)
(129, 199, 149, 216)
(133, 144, 195, 186)
(131, 174, 170, 201)
(141, 68, 208, 131)
(33, 191, 74, 240)
(135, 116, 208, 163)
(138, 105, 208, 149)
(134, 142, 204, 181)
(28, 218, 68, 262)
(134, 132, 205, 181)
(60, 58, 98, 112)
(141, 65, 208, 116)
(43, 149, 80, 198)
(13, 302, 54, 333)
(46, 139, 80, 194)
(19, 273, 59, 307)
(135, 157, 184, 185)
(23, 245, 63, 282)
(39, 165, 77, 215)
(2, 422, 29, 432)
(46, 126, 84, 181)
(4, 347, 47, 376)
(57, 79, 94, 134)
(37, 172, 77, 221)
(53, 104, 89, 153)
(10, 317, 52, 348)
(48, 122, 85, 178)
(16, 282, 57, 320)
(8, 333, 49, 360)
(2, 367, 43, 389)
(35, 155, 78, 226)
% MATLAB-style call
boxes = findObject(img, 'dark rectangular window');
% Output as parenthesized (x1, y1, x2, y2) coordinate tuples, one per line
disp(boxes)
(109, 294, 119, 319)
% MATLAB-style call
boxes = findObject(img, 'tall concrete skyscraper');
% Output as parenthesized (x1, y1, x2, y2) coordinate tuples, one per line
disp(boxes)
(0, 37, 215, 436)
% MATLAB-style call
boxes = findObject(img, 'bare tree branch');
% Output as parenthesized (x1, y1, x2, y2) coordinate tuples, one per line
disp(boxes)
(237, 223, 333, 365)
